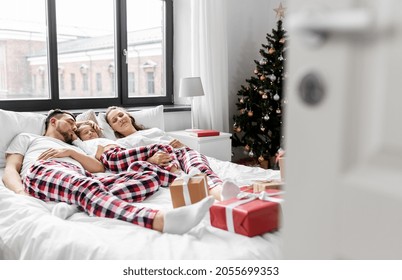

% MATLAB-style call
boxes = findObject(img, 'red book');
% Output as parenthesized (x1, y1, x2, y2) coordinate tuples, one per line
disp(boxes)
(188, 129, 220, 137)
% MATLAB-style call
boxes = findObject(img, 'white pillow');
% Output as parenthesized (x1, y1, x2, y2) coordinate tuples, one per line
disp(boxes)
(97, 105, 165, 140)
(0, 109, 46, 168)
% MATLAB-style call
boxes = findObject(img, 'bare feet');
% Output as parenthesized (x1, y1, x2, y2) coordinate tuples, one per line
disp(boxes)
(152, 211, 165, 232)
(170, 165, 182, 174)
(209, 185, 222, 201)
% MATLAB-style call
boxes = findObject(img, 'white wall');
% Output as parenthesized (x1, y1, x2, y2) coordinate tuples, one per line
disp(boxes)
(173, 0, 285, 126)
(173, 0, 285, 160)
(164, 110, 191, 131)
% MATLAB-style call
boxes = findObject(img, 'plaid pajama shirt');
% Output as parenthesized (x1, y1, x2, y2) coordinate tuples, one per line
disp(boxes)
(24, 160, 176, 229)
(100, 144, 223, 189)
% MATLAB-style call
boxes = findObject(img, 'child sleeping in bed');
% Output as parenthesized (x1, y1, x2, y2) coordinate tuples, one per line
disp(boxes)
(73, 120, 182, 174)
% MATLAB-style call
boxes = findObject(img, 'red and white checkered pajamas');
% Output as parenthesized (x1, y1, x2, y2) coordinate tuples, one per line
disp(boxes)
(174, 147, 223, 189)
(24, 160, 176, 229)
(100, 144, 223, 190)
(100, 144, 180, 173)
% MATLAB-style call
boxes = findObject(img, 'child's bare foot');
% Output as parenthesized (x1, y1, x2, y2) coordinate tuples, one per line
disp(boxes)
(95, 145, 105, 160)
(170, 165, 183, 174)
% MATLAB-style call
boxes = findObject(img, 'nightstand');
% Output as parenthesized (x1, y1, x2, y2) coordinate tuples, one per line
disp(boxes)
(166, 130, 232, 161)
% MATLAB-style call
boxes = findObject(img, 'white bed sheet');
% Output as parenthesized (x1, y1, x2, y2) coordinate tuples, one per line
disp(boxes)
(0, 157, 283, 260)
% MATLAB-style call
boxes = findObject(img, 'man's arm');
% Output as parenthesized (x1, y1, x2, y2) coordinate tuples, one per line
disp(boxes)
(2, 153, 27, 195)
(38, 148, 105, 173)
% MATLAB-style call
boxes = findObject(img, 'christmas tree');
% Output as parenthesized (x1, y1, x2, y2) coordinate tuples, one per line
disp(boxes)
(232, 4, 287, 169)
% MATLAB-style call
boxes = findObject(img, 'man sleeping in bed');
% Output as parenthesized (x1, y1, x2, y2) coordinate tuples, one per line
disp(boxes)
(1, 109, 215, 235)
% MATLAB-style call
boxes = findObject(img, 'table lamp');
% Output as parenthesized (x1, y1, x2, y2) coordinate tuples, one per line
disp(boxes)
(179, 77, 205, 129)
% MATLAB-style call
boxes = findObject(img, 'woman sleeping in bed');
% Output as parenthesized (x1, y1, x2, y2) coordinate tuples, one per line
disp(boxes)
(2, 109, 214, 235)
(81, 110, 242, 202)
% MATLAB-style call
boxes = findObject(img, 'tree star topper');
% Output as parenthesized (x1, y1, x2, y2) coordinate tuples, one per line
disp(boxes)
(274, 3, 286, 19)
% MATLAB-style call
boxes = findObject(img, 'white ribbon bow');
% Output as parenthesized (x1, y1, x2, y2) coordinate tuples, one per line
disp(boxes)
(180, 168, 207, 206)
(225, 191, 284, 233)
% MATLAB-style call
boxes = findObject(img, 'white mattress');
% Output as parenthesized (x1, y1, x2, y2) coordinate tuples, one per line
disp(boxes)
(0, 157, 282, 260)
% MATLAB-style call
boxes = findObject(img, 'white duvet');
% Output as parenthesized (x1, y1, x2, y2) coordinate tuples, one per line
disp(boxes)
(0, 157, 283, 260)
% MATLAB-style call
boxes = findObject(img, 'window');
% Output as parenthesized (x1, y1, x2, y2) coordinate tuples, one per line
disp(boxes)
(147, 72, 155, 94)
(70, 73, 76, 91)
(0, 0, 173, 111)
(96, 73, 102, 92)
(82, 73, 89, 91)
(59, 73, 65, 91)
(128, 72, 135, 94)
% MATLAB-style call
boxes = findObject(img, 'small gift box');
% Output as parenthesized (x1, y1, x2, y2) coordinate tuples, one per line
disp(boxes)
(209, 189, 283, 237)
(169, 173, 209, 208)
(251, 179, 284, 192)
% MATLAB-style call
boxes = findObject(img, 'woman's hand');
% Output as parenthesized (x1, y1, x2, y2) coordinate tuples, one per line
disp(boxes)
(169, 139, 185, 148)
(147, 151, 172, 166)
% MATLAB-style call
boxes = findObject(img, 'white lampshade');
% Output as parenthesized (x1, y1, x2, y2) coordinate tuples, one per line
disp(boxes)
(179, 77, 205, 98)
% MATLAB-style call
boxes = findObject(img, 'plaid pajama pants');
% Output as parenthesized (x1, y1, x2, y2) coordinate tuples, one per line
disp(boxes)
(174, 147, 223, 189)
(24, 160, 176, 229)
(100, 144, 223, 189)
(100, 144, 180, 173)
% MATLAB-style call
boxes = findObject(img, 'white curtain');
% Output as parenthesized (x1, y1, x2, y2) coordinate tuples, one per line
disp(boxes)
(190, 0, 229, 132)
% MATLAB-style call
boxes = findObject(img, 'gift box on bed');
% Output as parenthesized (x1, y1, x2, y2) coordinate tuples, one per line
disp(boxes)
(169, 173, 209, 208)
(250, 180, 284, 192)
(209, 189, 283, 237)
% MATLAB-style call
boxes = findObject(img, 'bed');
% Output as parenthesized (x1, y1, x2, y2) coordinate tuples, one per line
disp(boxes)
(0, 107, 282, 260)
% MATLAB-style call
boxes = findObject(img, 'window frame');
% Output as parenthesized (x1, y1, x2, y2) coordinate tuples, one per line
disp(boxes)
(0, 0, 173, 112)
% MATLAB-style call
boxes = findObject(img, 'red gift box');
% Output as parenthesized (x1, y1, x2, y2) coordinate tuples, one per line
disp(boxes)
(209, 189, 282, 237)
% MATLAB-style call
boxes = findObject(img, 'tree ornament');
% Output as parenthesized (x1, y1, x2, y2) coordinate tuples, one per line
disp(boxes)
(236, 127, 242, 133)
(258, 155, 265, 162)
(232, 123, 238, 131)
(231, 12, 286, 162)
(274, 3, 286, 20)
(240, 98, 244, 103)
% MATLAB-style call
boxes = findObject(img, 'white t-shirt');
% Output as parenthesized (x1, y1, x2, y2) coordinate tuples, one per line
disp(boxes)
(6, 133, 86, 179)
(72, 138, 117, 156)
(116, 127, 174, 149)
